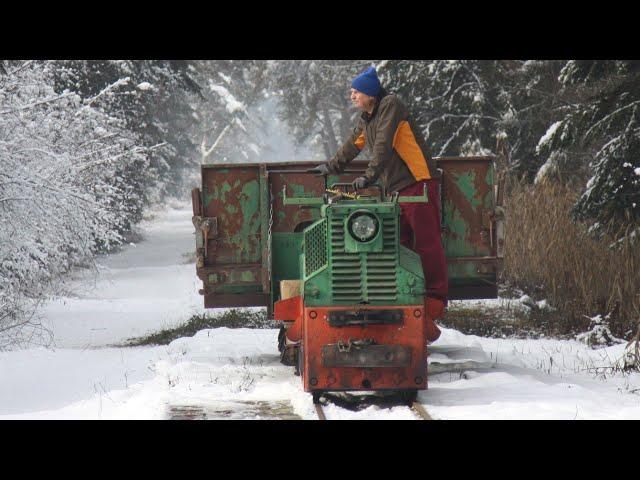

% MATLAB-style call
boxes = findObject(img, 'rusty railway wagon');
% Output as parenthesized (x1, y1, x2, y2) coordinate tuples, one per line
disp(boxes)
(191, 158, 504, 402)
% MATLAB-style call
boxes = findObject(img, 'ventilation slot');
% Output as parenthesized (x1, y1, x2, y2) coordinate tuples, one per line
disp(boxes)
(304, 219, 327, 277)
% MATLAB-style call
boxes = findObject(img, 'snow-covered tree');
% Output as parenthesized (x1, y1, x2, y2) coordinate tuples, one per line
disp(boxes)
(501, 60, 566, 180)
(189, 60, 264, 164)
(535, 60, 640, 236)
(0, 60, 151, 347)
(52, 60, 201, 200)
(379, 60, 566, 179)
(267, 60, 368, 159)
(379, 60, 504, 157)
(190, 60, 322, 164)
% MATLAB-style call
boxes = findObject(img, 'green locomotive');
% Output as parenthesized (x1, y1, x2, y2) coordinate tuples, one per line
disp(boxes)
(191, 158, 503, 399)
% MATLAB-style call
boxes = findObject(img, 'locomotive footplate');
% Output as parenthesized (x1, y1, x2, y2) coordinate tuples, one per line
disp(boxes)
(322, 343, 411, 368)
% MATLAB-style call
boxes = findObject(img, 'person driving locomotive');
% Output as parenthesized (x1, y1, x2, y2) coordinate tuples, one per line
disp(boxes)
(312, 66, 447, 342)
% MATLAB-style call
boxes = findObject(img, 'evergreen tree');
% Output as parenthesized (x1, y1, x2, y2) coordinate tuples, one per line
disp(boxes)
(267, 60, 369, 159)
(536, 60, 640, 236)
(189, 60, 269, 164)
(501, 60, 565, 180)
(380, 60, 504, 157)
(52, 60, 201, 201)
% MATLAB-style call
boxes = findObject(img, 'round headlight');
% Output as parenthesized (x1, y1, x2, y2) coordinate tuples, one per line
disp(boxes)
(349, 212, 379, 242)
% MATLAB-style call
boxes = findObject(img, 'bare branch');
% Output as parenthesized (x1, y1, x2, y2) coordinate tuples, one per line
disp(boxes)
(201, 123, 232, 161)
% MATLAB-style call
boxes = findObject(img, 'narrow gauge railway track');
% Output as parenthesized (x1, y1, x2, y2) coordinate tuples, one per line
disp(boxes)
(312, 392, 434, 420)
(168, 396, 433, 420)
(168, 400, 302, 420)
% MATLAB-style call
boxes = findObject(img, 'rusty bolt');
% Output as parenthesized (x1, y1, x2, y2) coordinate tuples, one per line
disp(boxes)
(310, 377, 318, 386)
(309, 310, 317, 319)
(414, 376, 424, 385)
(413, 309, 422, 318)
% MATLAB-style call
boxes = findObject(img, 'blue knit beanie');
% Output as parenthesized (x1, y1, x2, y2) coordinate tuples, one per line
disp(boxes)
(351, 67, 381, 97)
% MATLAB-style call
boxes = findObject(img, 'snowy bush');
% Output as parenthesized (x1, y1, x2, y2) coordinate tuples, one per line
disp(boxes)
(530, 60, 640, 238)
(52, 60, 202, 200)
(576, 314, 624, 348)
(0, 60, 149, 347)
(573, 127, 640, 237)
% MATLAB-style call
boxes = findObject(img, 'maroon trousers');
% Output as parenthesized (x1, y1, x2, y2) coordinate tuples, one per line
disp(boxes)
(397, 179, 448, 304)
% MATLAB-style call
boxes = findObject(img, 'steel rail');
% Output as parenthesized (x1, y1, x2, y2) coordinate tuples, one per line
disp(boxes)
(311, 393, 435, 420)
(411, 402, 434, 420)
(314, 403, 327, 420)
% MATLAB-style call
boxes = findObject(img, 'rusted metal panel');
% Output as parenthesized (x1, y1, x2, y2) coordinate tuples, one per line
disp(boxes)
(302, 305, 427, 392)
(191, 188, 202, 216)
(259, 164, 270, 293)
(322, 344, 412, 368)
(204, 293, 269, 308)
(197, 264, 263, 289)
(327, 309, 404, 327)
(201, 166, 262, 266)
(437, 157, 499, 295)
(269, 169, 324, 233)
(438, 157, 494, 258)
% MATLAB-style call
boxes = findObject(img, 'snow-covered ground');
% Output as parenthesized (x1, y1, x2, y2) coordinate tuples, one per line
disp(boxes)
(1, 203, 639, 419)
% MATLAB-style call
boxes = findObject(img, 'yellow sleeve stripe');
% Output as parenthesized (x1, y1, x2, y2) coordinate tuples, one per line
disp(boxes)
(392, 121, 431, 180)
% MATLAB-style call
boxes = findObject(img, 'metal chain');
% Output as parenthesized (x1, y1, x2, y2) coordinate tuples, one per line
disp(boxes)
(267, 182, 274, 279)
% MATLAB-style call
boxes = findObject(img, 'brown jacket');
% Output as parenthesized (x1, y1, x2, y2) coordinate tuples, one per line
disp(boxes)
(328, 91, 439, 193)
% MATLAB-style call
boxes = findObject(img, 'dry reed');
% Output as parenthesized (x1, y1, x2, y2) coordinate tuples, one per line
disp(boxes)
(503, 181, 640, 338)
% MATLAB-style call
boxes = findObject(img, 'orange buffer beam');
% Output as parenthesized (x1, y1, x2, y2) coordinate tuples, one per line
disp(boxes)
(301, 305, 428, 392)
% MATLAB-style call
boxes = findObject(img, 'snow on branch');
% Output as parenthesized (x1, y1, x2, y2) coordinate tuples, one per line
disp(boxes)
(0, 61, 151, 347)
(438, 116, 472, 156)
(82, 77, 131, 107)
(200, 123, 232, 161)
(0, 91, 76, 115)
(584, 101, 640, 141)
(208, 83, 246, 114)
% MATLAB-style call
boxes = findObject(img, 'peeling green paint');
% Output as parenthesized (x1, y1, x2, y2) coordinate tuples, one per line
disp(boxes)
(237, 180, 260, 261)
(207, 181, 233, 203)
(290, 184, 308, 197)
(453, 171, 481, 209)
(219, 182, 232, 203)
(485, 166, 494, 189)
(228, 270, 255, 283)
(484, 167, 494, 208)
(241, 270, 254, 282)
(203, 188, 215, 207)
(443, 202, 474, 256)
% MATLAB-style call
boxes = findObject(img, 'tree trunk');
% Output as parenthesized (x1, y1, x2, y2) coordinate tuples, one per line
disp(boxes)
(320, 104, 338, 155)
(321, 137, 332, 160)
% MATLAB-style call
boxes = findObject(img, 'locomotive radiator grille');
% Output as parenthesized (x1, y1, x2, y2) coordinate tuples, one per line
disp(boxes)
(330, 214, 397, 303)
(304, 219, 327, 278)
